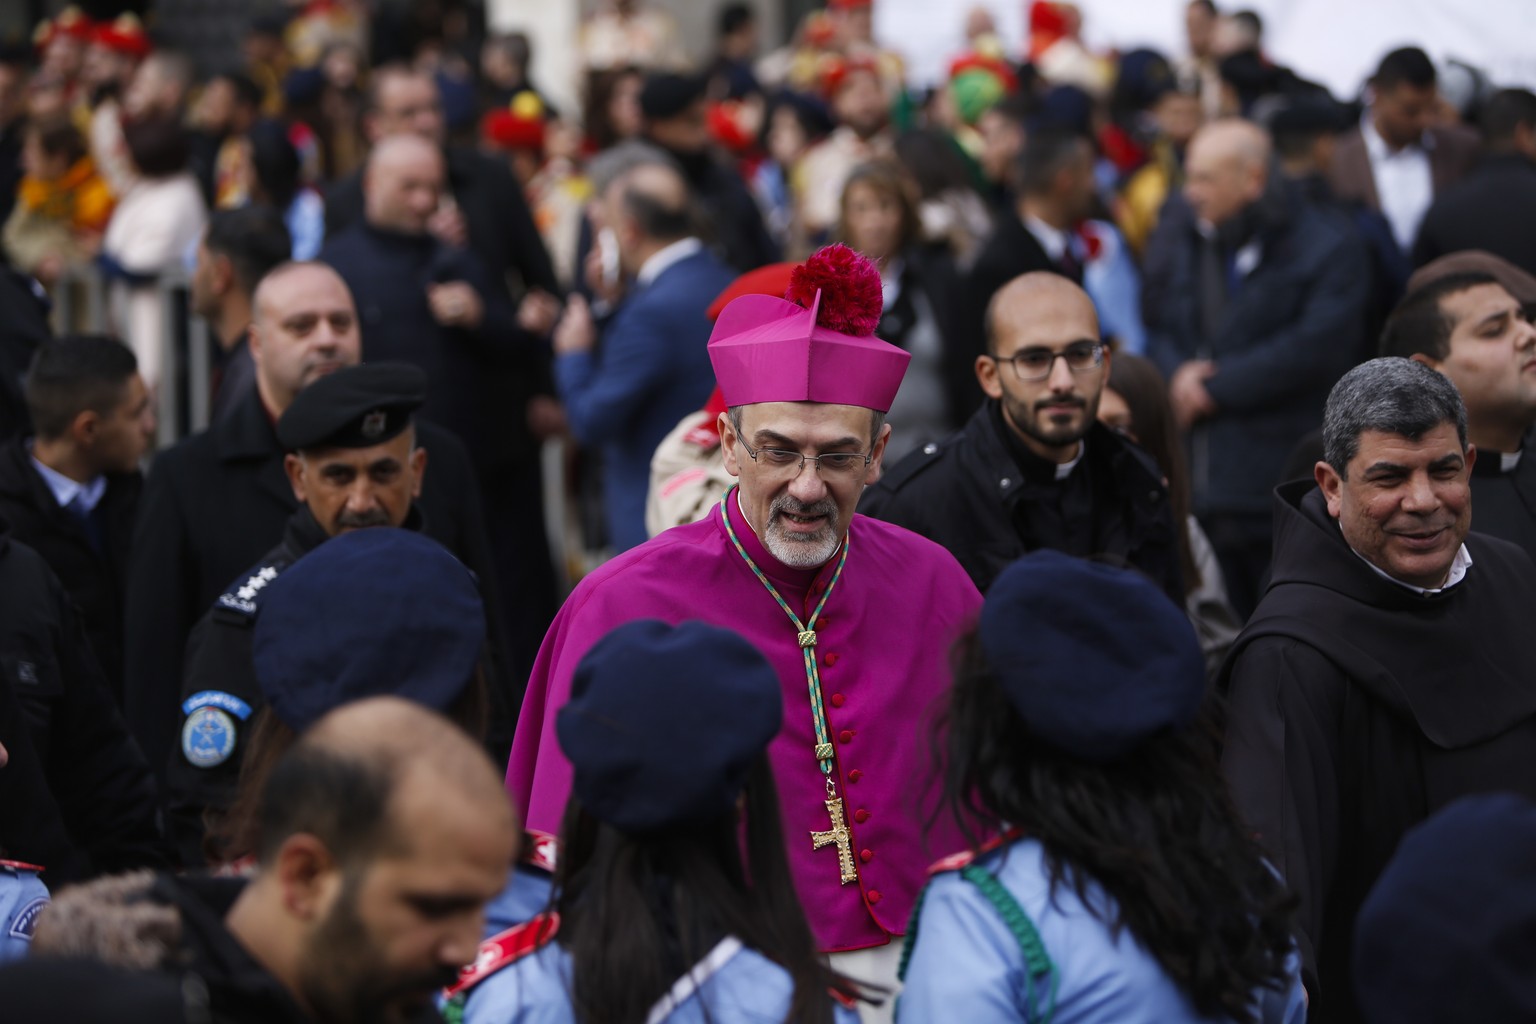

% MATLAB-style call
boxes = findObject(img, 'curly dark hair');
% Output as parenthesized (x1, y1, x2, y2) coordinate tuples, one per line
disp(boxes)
(938, 631, 1298, 1022)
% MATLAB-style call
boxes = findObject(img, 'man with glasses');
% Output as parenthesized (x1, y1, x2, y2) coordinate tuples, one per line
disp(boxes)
(863, 272, 1183, 600)
(508, 246, 980, 1021)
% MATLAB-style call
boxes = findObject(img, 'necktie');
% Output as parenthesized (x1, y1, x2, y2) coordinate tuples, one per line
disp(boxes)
(67, 493, 105, 555)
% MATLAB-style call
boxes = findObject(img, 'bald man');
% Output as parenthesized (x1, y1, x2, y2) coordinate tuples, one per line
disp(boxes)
(29, 697, 519, 1023)
(862, 272, 1182, 599)
(125, 262, 504, 801)
(549, 161, 735, 550)
(1142, 117, 1371, 615)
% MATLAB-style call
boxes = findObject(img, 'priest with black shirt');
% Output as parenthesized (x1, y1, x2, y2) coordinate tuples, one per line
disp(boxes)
(1379, 253, 1536, 560)
(1222, 358, 1536, 1023)
(861, 272, 1181, 600)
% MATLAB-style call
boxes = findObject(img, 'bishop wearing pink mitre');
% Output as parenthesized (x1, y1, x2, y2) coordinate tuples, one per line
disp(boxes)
(505, 246, 982, 999)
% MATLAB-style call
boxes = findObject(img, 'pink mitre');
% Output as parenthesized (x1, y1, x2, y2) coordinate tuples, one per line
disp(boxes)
(707, 244, 910, 412)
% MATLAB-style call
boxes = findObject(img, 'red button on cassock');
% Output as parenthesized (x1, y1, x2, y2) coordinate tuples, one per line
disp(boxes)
(854, 809, 869, 823)
(868, 890, 882, 904)
(825, 652, 840, 666)
(839, 729, 854, 744)
(860, 849, 873, 863)
(848, 770, 863, 783)
(830, 693, 845, 707)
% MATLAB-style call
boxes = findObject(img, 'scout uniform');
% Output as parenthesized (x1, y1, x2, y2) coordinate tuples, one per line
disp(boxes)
(0, 861, 48, 962)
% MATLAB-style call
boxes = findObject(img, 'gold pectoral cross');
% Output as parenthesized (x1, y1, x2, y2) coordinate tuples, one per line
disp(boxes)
(811, 796, 858, 884)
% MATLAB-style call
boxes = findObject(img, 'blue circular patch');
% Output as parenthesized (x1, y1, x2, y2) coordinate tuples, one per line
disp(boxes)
(182, 706, 238, 768)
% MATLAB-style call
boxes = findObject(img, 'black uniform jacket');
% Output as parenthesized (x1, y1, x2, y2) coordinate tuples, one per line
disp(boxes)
(123, 387, 505, 786)
(860, 403, 1183, 600)
(165, 505, 427, 867)
(1220, 480, 1536, 1023)
(0, 516, 165, 884)
(0, 437, 140, 699)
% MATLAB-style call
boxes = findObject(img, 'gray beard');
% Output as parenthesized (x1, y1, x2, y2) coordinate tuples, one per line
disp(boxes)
(762, 494, 841, 567)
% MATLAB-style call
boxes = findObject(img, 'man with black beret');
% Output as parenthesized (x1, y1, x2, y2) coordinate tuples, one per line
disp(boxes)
(163, 361, 444, 866)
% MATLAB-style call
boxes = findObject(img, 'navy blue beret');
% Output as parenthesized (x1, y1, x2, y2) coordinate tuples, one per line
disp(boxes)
(639, 72, 706, 121)
(1355, 793, 1536, 1023)
(557, 619, 782, 833)
(252, 528, 484, 731)
(979, 550, 1204, 761)
(276, 362, 427, 452)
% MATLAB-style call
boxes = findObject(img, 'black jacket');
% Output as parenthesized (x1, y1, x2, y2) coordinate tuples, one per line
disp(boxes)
(959, 212, 1061, 366)
(0, 517, 165, 885)
(860, 404, 1182, 600)
(1413, 154, 1536, 278)
(0, 266, 50, 445)
(1221, 481, 1536, 1022)
(124, 388, 506, 785)
(0, 438, 139, 698)
(1144, 188, 1369, 517)
(319, 224, 535, 471)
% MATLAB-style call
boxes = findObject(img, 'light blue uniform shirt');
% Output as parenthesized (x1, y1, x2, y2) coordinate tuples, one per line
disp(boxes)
(463, 934, 862, 1024)
(898, 840, 1307, 1024)
(0, 863, 50, 962)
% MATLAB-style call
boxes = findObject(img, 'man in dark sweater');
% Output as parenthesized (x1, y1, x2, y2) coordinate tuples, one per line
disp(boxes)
(1222, 359, 1536, 1022)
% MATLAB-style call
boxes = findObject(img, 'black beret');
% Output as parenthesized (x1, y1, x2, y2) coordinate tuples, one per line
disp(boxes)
(276, 362, 427, 452)
(1355, 793, 1536, 1023)
(1267, 94, 1345, 141)
(557, 619, 782, 833)
(252, 528, 484, 731)
(640, 72, 707, 121)
(979, 550, 1204, 761)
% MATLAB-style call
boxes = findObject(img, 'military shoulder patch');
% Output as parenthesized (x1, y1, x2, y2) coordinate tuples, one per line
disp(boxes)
(216, 564, 282, 616)
(181, 699, 244, 769)
(8, 896, 47, 941)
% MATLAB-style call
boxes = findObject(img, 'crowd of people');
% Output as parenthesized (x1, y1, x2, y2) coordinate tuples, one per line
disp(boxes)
(1, 0, 1535, 1021)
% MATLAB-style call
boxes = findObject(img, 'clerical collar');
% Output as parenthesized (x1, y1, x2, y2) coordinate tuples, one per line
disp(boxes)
(28, 443, 106, 514)
(992, 400, 1083, 484)
(1343, 521, 1473, 595)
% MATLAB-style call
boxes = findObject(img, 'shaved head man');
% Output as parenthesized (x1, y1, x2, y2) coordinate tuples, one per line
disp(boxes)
(363, 135, 446, 237)
(1184, 118, 1271, 229)
(863, 271, 1184, 600)
(250, 262, 362, 415)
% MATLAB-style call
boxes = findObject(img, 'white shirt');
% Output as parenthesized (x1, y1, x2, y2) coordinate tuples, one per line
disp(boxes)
(30, 451, 106, 515)
(635, 237, 703, 288)
(1502, 449, 1523, 473)
(1024, 214, 1071, 263)
(1361, 114, 1434, 252)
(1056, 442, 1085, 481)
(1349, 532, 1473, 596)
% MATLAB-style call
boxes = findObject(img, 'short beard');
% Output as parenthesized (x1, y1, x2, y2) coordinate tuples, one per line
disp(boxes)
(1003, 391, 1096, 450)
(762, 494, 842, 568)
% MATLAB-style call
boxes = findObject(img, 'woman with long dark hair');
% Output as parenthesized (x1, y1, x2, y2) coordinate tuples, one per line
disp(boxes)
(1099, 352, 1242, 673)
(898, 551, 1305, 1023)
(453, 619, 864, 1024)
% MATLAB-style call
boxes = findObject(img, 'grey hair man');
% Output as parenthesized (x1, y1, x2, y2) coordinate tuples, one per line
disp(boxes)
(1219, 357, 1536, 1023)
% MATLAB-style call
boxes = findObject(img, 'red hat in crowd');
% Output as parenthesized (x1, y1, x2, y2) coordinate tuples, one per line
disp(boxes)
(826, 0, 873, 9)
(481, 91, 546, 152)
(820, 55, 880, 98)
(92, 14, 153, 59)
(32, 6, 95, 51)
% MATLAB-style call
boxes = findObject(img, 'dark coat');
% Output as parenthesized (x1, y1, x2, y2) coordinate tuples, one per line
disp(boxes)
(959, 211, 1061, 365)
(319, 224, 535, 471)
(1220, 481, 1536, 1022)
(1327, 122, 1480, 220)
(123, 387, 505, 784)
(0, 518, 165, 885)
(1143, 189, 1369, 517)
(859, 405, 1183, 601)
(1412, 154, 1536, 278)
(0, 267, 51, 445)
(0, 439, 139, 698)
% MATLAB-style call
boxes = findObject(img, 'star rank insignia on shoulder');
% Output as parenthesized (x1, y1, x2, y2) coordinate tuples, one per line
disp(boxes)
(217, 564, 282, 616)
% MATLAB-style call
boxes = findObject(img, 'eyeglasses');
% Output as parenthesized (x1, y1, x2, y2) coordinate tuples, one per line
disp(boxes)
(991, 342, 1105, 382)
(738, 436, 873, 477)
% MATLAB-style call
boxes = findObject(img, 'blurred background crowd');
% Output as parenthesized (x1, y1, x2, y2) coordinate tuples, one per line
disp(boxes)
(0, 0, 1533, 609)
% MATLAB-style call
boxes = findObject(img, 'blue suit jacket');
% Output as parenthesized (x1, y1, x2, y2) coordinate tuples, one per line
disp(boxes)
(556, 248, 735, 551)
